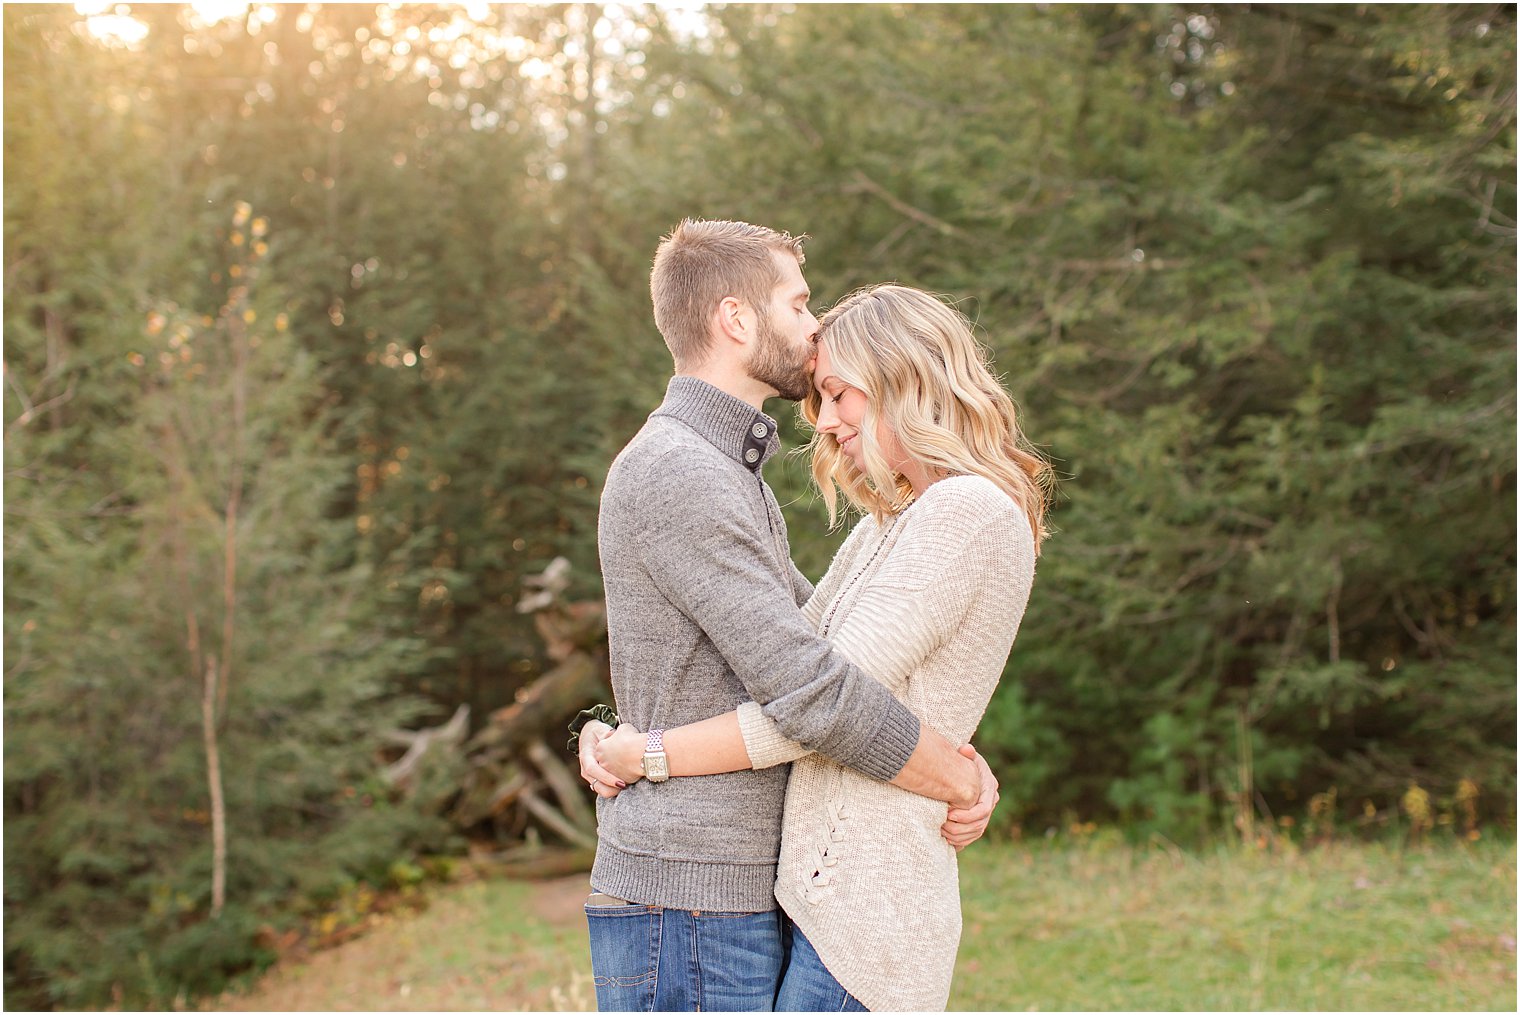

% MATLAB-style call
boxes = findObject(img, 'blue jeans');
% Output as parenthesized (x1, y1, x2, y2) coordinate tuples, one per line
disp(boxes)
(776, 922, 869, 1012)
(585, 897, 784, 1012)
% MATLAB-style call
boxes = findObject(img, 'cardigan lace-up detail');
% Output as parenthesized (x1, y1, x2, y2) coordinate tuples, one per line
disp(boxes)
(802, 770, 851, 904)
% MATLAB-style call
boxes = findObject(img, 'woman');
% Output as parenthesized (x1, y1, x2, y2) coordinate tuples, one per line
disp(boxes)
(583, 284, 1050, 1011)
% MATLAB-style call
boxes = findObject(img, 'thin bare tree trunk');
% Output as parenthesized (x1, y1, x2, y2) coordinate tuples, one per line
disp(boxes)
(1235, 705, 1254, 847)
(205, 255, 249, 918)
(203, 653, 226, 917)
(164, 423, 220, 912)
(218, 302, 247, 718)
(42, 305, 68, 432)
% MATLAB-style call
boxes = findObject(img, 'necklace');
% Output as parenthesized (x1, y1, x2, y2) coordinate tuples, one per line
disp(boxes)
(818, 504, 914, 637)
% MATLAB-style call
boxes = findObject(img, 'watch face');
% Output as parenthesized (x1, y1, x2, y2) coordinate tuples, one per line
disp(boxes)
(644, 753, 670, 781)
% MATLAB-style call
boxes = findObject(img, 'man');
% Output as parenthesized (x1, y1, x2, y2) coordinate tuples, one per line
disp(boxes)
(578, 219, 998, 1012)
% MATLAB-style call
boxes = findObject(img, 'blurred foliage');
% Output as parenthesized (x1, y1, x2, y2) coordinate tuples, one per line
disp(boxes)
(3, 2, 1514, 1007)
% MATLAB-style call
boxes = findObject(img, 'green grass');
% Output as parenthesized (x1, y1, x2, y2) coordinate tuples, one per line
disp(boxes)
(210, 876, 596, 1012)
(211, 838, 1516, 1012)
(951, 836, 1516, 1011)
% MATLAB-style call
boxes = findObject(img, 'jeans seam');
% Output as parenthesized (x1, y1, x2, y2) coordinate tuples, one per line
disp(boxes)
(690, 911, 703, 1011)
(648, 907, 662, 1011)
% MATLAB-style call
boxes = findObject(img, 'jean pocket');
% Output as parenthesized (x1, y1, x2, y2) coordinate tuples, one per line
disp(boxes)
(587, 903, 659, 1010)
(584, 900, 654, 916)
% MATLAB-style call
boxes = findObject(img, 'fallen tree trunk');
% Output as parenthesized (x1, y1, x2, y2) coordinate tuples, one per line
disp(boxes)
(475, 844, 598, 880)
(383, 558, 612, 872)
(468, 650, 609, 757)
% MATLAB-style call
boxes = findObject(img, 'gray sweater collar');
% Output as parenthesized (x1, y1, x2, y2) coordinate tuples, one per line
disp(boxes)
(654, 376, 783, 473)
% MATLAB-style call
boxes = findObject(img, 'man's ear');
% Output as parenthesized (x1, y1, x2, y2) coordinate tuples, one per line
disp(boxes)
(715, 296, 754, 348)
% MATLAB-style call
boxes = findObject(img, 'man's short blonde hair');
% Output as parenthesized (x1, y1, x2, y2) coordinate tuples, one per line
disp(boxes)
(649, 218, 807, 369)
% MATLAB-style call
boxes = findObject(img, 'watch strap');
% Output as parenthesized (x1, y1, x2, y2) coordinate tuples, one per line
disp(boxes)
(643, 729, 669, 782)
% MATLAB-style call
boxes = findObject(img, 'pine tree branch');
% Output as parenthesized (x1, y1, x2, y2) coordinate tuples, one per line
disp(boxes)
(844, 170, 966, 238)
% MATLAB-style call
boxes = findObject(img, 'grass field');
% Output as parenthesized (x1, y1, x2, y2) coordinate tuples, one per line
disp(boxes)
(209, 837, 1516, 1012)
(952, 837, 1515, 1011)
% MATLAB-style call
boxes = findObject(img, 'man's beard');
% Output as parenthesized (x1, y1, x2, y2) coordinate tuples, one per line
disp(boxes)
(746, 310, 812, 402)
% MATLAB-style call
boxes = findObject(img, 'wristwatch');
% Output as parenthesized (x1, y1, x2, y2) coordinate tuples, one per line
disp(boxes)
(642, 729, 669, 782)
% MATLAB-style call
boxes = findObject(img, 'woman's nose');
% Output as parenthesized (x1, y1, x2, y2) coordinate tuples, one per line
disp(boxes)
(816, 400, 839, 432)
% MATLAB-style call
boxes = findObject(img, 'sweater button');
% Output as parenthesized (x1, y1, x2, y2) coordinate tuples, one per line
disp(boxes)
(744, 448, 760, 464)
(752, 422, 768, 438)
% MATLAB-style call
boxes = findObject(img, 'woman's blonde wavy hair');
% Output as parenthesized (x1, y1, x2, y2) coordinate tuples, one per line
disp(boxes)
(801, 284, 1052, 553)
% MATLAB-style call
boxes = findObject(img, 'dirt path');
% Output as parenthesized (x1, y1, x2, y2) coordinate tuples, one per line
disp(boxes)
(210, 874, 595, 1012)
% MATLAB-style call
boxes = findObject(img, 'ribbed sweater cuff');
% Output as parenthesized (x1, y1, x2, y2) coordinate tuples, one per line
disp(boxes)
(848, 699, 920, 782)
(737, 701, 808, 769)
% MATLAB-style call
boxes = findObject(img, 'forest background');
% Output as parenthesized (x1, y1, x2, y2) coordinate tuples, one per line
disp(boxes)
(4, 2, 1515, 1009)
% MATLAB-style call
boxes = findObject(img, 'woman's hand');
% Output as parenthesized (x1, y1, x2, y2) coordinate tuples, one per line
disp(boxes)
(577, 720, 626, 799)
(593, 723, 648, 786)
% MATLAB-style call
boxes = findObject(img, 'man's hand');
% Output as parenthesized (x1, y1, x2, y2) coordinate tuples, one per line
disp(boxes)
(578, 720, 626, 799)
(941, 744, 999, 851)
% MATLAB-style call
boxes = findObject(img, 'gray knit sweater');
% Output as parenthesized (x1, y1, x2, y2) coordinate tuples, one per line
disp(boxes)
(590, 377, 923, 912)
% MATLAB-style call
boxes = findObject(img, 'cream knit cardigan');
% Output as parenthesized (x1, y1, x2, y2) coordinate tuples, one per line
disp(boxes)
(736, 474, 1036, 1012)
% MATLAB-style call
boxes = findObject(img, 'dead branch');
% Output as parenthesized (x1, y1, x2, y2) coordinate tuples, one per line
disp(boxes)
(845, 169, 966, 238)
(381, 704, 471, 790)
(526, 738, 596, 834)
(519, 786, 597, 850)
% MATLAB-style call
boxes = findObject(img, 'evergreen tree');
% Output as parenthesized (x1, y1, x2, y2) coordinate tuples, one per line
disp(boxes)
(4, 9, 441, 1006)
(4, 3, 1513, 1004)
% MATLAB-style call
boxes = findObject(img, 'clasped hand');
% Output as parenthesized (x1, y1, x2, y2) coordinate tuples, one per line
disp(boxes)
(576, 719, 1000, 850)
(578, 720, 643, 798)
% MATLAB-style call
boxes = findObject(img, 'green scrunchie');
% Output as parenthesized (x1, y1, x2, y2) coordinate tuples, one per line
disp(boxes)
(567, 703, 620, 753)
